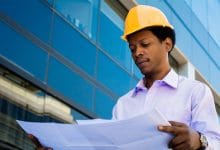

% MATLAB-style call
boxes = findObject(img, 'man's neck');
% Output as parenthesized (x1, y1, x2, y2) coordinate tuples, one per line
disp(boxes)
(144, 68, 171, 88)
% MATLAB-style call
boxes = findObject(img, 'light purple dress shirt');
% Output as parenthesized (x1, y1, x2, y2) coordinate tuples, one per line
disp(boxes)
(112, 69, 220, 149)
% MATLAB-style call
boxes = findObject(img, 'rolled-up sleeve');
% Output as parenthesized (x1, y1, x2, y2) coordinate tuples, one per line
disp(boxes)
(191, 83, 220, 149)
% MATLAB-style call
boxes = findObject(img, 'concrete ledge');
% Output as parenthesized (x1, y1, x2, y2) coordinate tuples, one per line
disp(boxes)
(119, 0, 137, 10)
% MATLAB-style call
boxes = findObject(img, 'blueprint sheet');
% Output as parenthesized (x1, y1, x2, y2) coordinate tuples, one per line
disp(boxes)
(17, 109, 172, 150)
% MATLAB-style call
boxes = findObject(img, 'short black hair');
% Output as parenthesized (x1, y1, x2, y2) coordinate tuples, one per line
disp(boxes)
(127, 26, 176, 52)
(146, 26, 176, 51)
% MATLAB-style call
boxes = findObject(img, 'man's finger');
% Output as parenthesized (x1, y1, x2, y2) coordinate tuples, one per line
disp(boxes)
(170, 141, 188, 150)
(158, 125, 181, 135)
(27, 134, 53, 150)
(27, 134, 43, 147)
(169, 121, 186, 127)
(170, 134, 186, 147)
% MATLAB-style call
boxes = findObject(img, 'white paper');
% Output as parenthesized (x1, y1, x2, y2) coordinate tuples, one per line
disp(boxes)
(17, 109, 172, 150)
(76, 119, 116, 125)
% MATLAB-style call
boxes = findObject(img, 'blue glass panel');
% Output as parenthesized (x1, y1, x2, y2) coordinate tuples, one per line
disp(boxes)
(137, 0, 172, 20)
(208, 36, 220, 68)
(94, 88, 116, 119)
(0, 21, 48, 81)
(0, 0, 52, 42)
(191, 38, 210, 80)
(184, 0, 192, 6)
(97, 51, 133, 96)
(172, 15, 192, 60)
(210, 63, 220, 93)
(46, 0, 54, 6)
(47, 57, 94, 111)
(54, 0, 99, 40)
(207, 1, 220, 75)
(207, 1, 220, 45)
(191, 15, 209, 54)
(71, 109, 90, 120)
(98, 1, 132, 72)
(166, 0, 192, 29)
(129, 76, 139, 90)
(51, 15, 96, 76)
(191, 0, 208, 29)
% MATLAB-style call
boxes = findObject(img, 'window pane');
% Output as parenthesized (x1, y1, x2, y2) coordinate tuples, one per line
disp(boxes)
(210, 63, 220, 93)
(54, 0, 99, 40)
(71, 109, 90, 120)
(0, 0, 52, 43)
(51, 15, 96, 76)
(191, 38, 210, 80)
(98, 1, 132, 72)
(208, 36, 220, 69)
(97, 52, 134, 96)
(133, 63, 143, 79)
(94, 88, 116, 119)
(46, 0, 54, 6)
(0, 21, 48, 81)
(47, 57, 94, 112)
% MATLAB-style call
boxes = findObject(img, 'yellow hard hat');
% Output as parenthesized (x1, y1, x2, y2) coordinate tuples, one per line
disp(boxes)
(121, 5, 174, 41)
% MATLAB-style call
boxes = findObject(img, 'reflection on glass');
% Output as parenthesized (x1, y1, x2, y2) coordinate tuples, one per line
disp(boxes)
(45, 0, 54, 6)
(52, 14, 97, 75)
(98, 0, 132, 72)
(100, 0, 124, 30)
(0, 66, 62, 149)
(54, 0, 99, 40)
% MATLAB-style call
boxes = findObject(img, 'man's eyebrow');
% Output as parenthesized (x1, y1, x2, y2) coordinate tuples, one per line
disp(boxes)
(129, 38, 149, 46)
(139, 38, 148, 42)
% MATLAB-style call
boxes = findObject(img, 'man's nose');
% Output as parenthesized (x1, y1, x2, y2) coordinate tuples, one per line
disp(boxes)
(135, 46, 144, 57)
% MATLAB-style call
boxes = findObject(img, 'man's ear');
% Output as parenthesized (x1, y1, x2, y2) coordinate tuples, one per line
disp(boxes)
(164, 37, 173, 52)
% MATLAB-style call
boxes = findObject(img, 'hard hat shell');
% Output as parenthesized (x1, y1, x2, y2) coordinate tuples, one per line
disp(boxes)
(121, 5, 174, 41)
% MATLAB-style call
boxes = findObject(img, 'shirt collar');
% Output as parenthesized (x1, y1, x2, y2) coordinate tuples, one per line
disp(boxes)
(132, 69, 179, 97)
(132, 79, 146, 97)
(162, 69, 179, 89)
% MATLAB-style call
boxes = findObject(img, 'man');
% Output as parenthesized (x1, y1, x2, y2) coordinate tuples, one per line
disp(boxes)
(30, 5, 220, 150)
(112, 5, 220, 150)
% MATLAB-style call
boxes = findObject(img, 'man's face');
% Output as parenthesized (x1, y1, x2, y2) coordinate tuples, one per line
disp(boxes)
(128, 29, 171, 76)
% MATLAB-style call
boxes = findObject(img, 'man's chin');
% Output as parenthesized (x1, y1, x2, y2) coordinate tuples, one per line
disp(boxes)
(140, 69, 152, 76)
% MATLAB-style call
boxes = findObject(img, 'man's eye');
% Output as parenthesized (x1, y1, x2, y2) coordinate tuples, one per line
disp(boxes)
(129, 46, 135, 53)
(130, 48, 135, 53)
(141, 43, 149, 47)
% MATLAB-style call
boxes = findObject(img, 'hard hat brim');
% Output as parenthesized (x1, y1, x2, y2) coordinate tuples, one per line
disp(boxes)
(121, 25, 174, 41)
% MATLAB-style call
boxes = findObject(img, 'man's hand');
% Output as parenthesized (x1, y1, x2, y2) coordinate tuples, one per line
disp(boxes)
(158, 121, 201, 150)
(27, 134, 53, 150)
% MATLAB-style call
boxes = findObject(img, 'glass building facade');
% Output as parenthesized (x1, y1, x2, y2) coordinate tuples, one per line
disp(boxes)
(0, 0, 219, 149)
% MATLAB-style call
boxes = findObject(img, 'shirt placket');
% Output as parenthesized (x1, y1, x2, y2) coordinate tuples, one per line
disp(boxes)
(143, 82, 160, 112)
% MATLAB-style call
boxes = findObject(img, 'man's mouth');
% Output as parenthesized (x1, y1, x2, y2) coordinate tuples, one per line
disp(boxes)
(136, 58, 150, 66)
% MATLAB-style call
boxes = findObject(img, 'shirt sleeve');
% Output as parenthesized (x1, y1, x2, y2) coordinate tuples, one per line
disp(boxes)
(111, 98, 124, 120)
(111, 104, 117, 120)
(191, 82, 220, 149)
